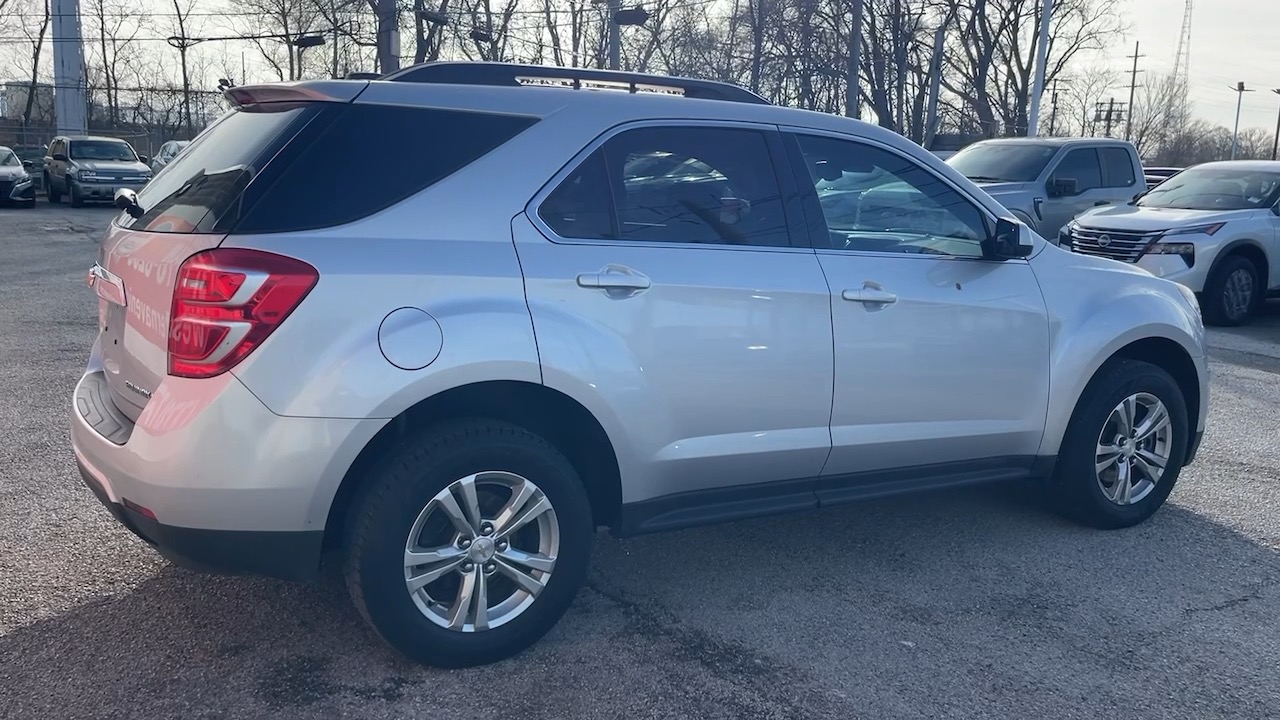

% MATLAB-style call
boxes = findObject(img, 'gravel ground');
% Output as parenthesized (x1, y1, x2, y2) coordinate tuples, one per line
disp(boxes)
(2, 204, 1279, 720)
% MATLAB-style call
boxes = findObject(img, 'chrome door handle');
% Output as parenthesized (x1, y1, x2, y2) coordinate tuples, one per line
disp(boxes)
(841, 287, 897, 305)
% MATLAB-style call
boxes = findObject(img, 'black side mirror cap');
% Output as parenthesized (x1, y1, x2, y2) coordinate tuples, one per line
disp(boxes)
(52, 153, 68, 162)
(1046, 177, 1077, 198)
(22, 160, 33, 169)
(985, 218, 1035, 259)
(114, 188, 144, 218)
(138, 155, 149, 163)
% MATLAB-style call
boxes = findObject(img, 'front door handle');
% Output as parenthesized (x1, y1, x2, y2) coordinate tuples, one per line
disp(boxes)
(841, 284, 897, 305)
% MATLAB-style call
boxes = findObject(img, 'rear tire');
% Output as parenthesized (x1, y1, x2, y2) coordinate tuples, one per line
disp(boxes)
(1201, 254, 1259, 326)
(343, 419, 593, 668)
(1048, 358, 1189, 529)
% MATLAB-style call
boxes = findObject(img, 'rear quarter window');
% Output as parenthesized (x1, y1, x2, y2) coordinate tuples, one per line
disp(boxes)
(231, 103, 539, 234)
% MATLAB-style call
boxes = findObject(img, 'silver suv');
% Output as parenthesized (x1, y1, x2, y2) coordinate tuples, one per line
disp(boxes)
(72, 62, 1210, 668)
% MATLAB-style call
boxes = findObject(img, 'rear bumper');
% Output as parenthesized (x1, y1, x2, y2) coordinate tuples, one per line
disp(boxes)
(78, 458, 323, 581)
(70, 339, 385, 578)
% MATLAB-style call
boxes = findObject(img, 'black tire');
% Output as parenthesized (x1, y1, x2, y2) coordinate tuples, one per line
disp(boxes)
(343, 419, 593, 668)
(68, 181, 84, 208)
(1201, 254, 1260, 327)
(1048, 358, 1189, 529)
(46, 176, 60, 203)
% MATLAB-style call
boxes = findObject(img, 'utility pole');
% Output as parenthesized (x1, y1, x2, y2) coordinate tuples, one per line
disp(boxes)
(1027, 0, 1054, 136)
(607, 0, 621, 70)
(1047, 77, 1066, 136)
(846, 0, 863, 118)
(51, 0, 87, 135)
(376, 0, 400, 74)
(1271, 89, 1280, 161)
(1094, 98, 1124, 137)
(923, 19, 948, 148)
(1229, 81, 1253, 160)
(1125, 41, 1144, 141)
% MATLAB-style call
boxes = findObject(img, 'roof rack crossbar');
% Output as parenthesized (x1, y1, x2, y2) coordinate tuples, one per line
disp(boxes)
(377, 61, 771, 105)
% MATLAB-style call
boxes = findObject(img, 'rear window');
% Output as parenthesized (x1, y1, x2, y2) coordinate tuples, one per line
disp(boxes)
(122, 102, 538, 234)
(233, 103, 538, 233)
(122, 106, 319, 233)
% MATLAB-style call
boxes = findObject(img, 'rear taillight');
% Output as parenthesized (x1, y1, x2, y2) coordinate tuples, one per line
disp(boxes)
(168, 248, 318, 379)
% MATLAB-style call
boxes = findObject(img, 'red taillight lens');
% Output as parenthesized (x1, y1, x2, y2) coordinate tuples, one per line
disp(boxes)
(168, 248, 318, 379)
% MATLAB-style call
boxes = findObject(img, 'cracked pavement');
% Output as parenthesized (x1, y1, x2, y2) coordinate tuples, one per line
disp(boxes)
(2, 204, 1279, 719)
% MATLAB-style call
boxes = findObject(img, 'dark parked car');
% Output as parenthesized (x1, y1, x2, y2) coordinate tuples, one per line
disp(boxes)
(0, 145, 37, 208)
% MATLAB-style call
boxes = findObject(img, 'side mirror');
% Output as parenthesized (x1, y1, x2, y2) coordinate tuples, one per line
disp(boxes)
(52, 153, 68, 162)
(1272, 203, 1280, 217)
(138, 155, 149, 163)
(22, 160, 33, 169)
(114, 188, 144, 218)
(985, 217, 1035, 259)
(1046, 177, 1077, 198)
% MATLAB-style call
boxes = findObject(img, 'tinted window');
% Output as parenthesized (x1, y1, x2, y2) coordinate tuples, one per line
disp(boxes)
(1100, 147, 1136, 187)
(794, 134, 988, 258)
(540, 126, 791, 247)
(1052, 148, 1103, 193)
(946, 142, 1058, 182)
(123, 106, 320, 233)
(1137, 166, 1280, 210)
(541, 151, 615, 238)
(70, 140, 136, 161)
(234, 104, 538, 234)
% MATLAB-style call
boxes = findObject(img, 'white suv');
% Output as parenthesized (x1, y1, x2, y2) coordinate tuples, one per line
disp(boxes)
(1066, 160, 1280, 326)
(72, 62, 1210, 668)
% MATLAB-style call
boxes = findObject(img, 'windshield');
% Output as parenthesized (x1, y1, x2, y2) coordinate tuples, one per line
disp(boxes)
(947, 142, 1058, 183)
(70, 140, 137, 162)
(0, 149, 18, 167)
(1137, 166, 1280, 210)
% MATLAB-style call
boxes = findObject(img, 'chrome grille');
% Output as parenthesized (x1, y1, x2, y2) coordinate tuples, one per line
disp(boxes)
(1068, 226, 1163, 263)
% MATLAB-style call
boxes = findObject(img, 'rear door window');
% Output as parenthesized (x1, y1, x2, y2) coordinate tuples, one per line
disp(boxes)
(1100, 147, 1137, 188)
(539, 125, 794, 248)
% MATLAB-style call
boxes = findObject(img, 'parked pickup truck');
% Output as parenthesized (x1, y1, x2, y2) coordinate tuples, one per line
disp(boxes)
(946, 137, 1145, 243)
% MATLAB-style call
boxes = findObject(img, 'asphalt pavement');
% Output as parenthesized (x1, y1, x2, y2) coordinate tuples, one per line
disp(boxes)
(2, 204, 1279, 720)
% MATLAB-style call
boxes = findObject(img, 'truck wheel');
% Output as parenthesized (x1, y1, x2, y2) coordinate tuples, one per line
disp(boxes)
(343, 419, 593, 668)
(1201, 254, 1259, 326)
(1048, 358, 1189, 529)
(46, 175, 60, 203)
(69, 181, 84, 208)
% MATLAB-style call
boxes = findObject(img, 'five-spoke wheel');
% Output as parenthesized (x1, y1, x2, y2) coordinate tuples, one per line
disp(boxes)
(344, 420, 592, 668)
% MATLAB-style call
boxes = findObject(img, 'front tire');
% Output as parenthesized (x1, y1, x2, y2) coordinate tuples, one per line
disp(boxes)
(46, 175, 60, 203)
(1049, 358, 1189, 529)
(1202, 254, 1259, 326)
(343, 420, 593, 668)
(68, 181, 84, 208)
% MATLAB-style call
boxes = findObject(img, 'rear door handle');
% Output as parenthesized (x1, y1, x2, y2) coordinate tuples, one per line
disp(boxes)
(577, 264, 651, 295)
(841, 286, 897, 305)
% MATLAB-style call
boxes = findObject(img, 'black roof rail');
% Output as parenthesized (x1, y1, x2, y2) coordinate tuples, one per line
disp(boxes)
(378, 61, 771, 105)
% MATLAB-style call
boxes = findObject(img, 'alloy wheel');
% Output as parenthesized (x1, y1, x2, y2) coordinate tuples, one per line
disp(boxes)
(403, 471, 559, 632)
(1095, 392, 1173, 506)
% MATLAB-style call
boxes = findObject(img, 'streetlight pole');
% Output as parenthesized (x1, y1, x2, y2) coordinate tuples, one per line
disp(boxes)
(1271, 89, 1280, 161)
(1027, 0, 1054, 137)
(1229, 81, 1254, 160)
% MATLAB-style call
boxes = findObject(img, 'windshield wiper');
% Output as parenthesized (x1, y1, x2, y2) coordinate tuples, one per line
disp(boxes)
(965, 175, 1009, 183)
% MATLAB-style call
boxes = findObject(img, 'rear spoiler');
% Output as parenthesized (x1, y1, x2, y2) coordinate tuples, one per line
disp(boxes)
(223, 81, 367, 109)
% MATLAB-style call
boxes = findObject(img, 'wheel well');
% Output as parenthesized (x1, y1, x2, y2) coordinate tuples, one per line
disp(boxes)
(1214, 243, 1268, 290)
(1110, 337, 1201, 439)
(322, 381, 622, 552)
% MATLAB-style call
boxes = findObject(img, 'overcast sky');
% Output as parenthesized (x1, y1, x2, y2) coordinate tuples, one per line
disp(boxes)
(1110, 0, 1280, 132)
